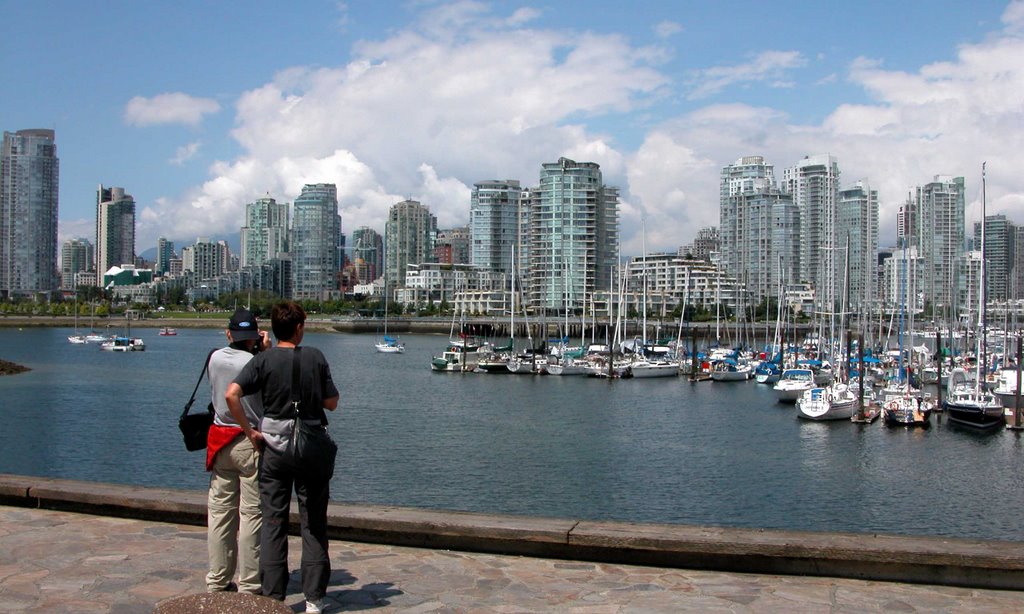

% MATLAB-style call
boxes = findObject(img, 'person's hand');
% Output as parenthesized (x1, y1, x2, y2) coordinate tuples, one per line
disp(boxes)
(246, 429, 265, 449)
(258, 330, 271, 351)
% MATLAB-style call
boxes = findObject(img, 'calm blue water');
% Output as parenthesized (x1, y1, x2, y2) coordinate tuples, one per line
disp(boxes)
(1, 326, 1022, 542)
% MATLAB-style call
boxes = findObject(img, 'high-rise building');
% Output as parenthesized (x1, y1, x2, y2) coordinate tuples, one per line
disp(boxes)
(351, 226, 383, 284)
(155, 237, 175, 276)
(60, 238, 94, 291)
(241, 196, 289, 268)
(385, 199, 436, 290)
(783, 154, 841, 312)
(435, 226, 470, 265)
(181, 237, 230, 280)
(719, 156, 798, 302)
(1, 129, 59, 298)
(292, 183, 341, 300)
(95, 185, 135, 283)
(1013, 227, 1024, 301)
(916, 175, 965, 315)
(470, 180, 521, 279)
(527, 157, 619, 314)
(680, 226, 720, 262)
(837, 180, 879, 311)
(974, 214, 1014, 303)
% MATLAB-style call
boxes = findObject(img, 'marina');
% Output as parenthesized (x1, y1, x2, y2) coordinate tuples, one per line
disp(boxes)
(1, 326, 1023, 544)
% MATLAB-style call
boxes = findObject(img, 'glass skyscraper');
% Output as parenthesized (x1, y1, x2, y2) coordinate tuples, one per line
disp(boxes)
(241, 196, 289, 268)
(1, 129, 59, 298)
(917, 175, 965, 315)
(385, 200, 436, 290)
(470, 180, 521, 282)
(784, 154, 841, 313)
(292, 183, 340, 300)
(837, 180, 879, 312)
(155, 237, 175, 276)
(527, 158, 618, 315)
(351, 226, 383, 285)
(719, 156, 798, 302)
(95, 185, 135, 282)
(60, 237, 94, 291)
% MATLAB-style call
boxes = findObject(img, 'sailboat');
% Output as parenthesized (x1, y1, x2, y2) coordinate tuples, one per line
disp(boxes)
(881, 207, 932, 427)
(375, 282, 405, 353)
(68, 293, 88, 344)
(99, 315, 145, 351)
(944, 163, 1003, 430)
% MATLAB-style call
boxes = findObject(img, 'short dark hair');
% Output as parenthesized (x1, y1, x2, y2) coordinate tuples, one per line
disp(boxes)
(271, 301, 306, 341)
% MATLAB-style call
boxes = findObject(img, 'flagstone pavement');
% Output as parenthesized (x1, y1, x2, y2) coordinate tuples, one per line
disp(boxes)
(1, 505, 1022, 613)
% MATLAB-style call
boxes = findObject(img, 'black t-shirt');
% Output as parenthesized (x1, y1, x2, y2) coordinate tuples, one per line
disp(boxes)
(234, 346, 339, 422)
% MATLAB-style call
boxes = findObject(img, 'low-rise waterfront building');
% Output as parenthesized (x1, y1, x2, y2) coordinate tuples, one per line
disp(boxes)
(396, 263, 507, 315)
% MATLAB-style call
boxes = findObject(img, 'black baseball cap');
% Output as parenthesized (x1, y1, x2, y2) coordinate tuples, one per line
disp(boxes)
(228, 308, 260, 341)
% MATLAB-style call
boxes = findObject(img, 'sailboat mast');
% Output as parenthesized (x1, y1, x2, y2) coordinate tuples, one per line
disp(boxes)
(975, 162, 987, 393)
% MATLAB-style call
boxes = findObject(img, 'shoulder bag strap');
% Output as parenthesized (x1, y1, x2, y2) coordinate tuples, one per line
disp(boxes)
(290, 347, 303, 418)
(181, 348, 217, 419)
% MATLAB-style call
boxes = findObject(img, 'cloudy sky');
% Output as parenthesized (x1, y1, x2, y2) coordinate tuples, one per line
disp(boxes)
(5, 0, 1024, 257)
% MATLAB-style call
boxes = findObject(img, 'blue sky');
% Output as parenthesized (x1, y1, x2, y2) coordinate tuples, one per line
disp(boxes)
(4, 0, 1023, 256)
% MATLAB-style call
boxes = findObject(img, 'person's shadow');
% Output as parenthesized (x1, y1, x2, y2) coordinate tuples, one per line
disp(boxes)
(288, 568, 403, 611)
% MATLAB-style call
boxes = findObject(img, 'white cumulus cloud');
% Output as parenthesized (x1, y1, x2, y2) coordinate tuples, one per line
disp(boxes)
(124, 93, 221, 127)
(141, 6, 665, 249)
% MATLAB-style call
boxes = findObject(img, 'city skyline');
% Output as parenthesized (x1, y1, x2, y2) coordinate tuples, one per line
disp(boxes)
(4, 1, 1023, 258)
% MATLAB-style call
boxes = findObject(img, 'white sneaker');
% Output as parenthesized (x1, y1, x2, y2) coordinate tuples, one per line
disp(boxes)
(305, 599, 324, 613)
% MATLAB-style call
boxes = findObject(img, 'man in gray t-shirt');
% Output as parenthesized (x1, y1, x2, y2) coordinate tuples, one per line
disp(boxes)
(205, 308, 270, 594)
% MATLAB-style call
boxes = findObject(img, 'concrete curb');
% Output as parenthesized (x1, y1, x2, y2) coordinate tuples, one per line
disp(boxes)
(2, 473, 1021, 590)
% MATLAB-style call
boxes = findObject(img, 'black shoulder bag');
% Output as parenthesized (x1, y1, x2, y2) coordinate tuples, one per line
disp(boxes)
(179, 349, 217, 452)
(289, 347, 338, 479)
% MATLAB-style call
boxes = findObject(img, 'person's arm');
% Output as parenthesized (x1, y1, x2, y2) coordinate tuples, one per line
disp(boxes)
(226, 382, 264, 446)
(323, 395, 339, 411)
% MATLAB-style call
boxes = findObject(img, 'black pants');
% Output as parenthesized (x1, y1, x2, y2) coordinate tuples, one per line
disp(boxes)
(258, 445, 331, 601)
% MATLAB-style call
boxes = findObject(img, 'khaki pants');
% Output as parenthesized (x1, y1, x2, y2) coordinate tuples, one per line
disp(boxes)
(207, 436, 261, 593)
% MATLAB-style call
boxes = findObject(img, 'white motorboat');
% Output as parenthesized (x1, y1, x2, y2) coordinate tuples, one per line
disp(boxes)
(99, 336, 145, 352)
(773, 369, 814, 403)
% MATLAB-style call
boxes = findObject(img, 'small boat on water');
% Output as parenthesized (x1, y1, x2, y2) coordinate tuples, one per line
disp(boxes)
(754, 360, 781, 384)
(710, 359, 752, 382)
(431, 338, 488, 372)
(99, 336, 145, 352)
(773, 368, 814, 403)
(628, 357, 680, 378)
(796, 383, 858, 420)
(880, 384, 934, 428)
(944, 367, 1003, 430)
(158, 327, 178, 336)
(375, 335, 405, 354)
(68, 334, 88, 344)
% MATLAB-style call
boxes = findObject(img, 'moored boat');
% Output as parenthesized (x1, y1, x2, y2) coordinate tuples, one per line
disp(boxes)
(375, 335, 405, 354)
(773, 368, 814, 403)
(711, 359, 752, 382)
(796, 383, 858, 420)
(99, 336, 145, 352)
(944, 367, 1004, 430)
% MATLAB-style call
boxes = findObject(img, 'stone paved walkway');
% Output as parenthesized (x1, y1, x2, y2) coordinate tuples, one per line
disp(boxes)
(0, 505, 1022, 613)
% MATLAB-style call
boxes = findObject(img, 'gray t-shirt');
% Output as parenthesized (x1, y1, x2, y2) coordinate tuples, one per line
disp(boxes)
(234, 345, 339, 452)
(209, 346, 263, 428)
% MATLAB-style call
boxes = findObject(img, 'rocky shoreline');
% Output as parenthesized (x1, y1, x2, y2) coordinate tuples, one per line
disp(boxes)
(0, 359, 29, 375)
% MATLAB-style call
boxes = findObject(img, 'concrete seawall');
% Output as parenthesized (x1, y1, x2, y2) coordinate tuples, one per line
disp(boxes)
(1, 473, 1021, 591)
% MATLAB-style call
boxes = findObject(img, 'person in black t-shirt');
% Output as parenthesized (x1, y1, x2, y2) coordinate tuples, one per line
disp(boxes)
(226, 301, 339, 612)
